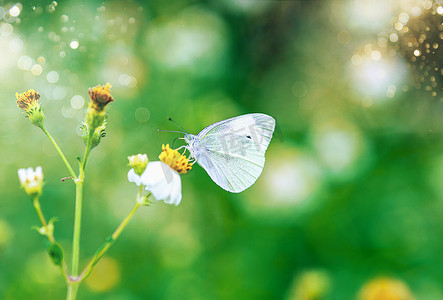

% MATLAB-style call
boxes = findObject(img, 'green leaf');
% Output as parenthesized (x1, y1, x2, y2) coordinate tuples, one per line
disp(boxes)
(47, 241, 64, 267)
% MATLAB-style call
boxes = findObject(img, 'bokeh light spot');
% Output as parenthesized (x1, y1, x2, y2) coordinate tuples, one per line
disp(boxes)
(390, 33, 399, 42)
(70, 40, 79, 49)
(135, 107, 150, 123)
(70, 95, 85, 109)
(1, 23, 13, 36)
(31, 64, 43, 75)
(371, 50, 382, 61)
(85, 257, 121, 292)
(17, 55, 32, 70)
(312, 120, 365, 175)
(358, 277, 414, 300)
(398, 12, 409, 25)
(47, 71, 59, 83)
(9, 6, 20, 17)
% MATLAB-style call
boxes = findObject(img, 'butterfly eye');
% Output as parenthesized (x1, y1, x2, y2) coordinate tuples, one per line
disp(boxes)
(246, 135, 252, 139)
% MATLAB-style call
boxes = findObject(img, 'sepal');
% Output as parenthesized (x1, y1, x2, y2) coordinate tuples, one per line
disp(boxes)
(137, 192, 153, 206)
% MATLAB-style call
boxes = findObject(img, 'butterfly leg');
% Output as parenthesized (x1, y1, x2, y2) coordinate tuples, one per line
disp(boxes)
(174, 145, 187, 153)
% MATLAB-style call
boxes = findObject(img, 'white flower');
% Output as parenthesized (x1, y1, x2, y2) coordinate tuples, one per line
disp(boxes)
(18, 166, 44, 197)
(127, 168, 143, 186)
(140, 161, 182, 206)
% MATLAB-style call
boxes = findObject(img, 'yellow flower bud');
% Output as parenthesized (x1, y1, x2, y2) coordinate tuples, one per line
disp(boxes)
(84, 83, 113, 145)
(128, 154, 149, 176)
(88, 83, 114, 112)
(16, 89, 45, 128)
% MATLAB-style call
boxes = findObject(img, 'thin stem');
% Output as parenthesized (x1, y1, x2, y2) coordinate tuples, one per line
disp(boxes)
(82, 132, 93, 171)
(71, 179, 83, 277)
(80, 197, 142, 280)
(32, 198, 53, 241)
(41, 126, 77, 179)
(67, 134, 92, 300)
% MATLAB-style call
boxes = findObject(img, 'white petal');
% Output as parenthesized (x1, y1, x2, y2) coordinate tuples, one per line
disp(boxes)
(26, 167, 34, 180)
(140, 162, 164, 187)
(18, 168, 26, 184)
(142, 162, 170, 200)
(166, 174, 182, 205)
(127, 169, 142, 186)
(141, 161, 182, 205)
(35, 166, 43, 179)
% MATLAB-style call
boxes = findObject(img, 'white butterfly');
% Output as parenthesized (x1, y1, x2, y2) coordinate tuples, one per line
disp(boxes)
(184, 113, 275, 193)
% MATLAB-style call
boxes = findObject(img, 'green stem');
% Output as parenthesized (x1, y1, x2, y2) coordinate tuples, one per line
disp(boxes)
(32, 197, 53, 242)
(66, 283, 79, 300)
(41, 126, 77, 179)
(67, 135, 93, 300)
(82, 132, 93, 171)
(80, 194, 142, 280)
(71, 179, 83, 277)
(67, 170, 83, 300)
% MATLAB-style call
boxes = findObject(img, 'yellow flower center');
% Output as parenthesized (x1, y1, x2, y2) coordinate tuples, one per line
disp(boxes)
(159, 144, 192, 174)
(16, 89, 41, 112)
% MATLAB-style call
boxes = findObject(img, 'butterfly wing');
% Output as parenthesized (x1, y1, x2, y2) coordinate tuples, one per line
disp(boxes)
(193, 113, 275, 193)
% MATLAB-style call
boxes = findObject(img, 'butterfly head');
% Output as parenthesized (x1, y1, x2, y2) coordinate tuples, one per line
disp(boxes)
(184, 133, 194, 144)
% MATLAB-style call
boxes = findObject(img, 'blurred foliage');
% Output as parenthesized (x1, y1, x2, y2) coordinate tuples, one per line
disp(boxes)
(1, 0, 443, 299)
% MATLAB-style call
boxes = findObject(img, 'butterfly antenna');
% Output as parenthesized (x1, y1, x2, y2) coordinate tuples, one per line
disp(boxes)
(158, 129, 187, 134)
(168, 117, 188, 134)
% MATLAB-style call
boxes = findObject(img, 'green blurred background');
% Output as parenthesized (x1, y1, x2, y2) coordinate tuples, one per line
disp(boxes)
(1, 0, 442, 299)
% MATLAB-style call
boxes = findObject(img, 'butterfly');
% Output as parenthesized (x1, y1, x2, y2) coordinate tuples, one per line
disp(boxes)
(183, 113, 275, 193)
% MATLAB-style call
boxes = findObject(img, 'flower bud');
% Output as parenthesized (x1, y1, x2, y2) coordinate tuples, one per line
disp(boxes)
(16, 90, 45, 129)
(85, 83, 113, 131)
(18, 166, 44, 198)
(88, 83, 114, 111)
(128, 154, 149, 176)
(36, 218, 55, 238)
